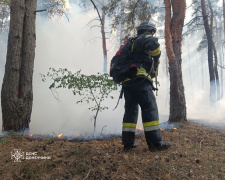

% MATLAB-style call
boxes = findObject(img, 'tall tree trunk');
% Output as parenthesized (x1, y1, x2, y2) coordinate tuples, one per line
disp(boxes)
(164, 0, 187, 122)
(212, 41, 220, 100)
(220, 45, 224, 98)
(201, 0, 216, 105)
(223, 0, 225, 38)
(222, 0, 225, 98)
(1, 0, 37, 131)
(101, 2, 107, 73)
(208, 0, 220, 100)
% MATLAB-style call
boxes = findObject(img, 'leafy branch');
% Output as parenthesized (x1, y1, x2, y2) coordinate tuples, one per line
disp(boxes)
(41, 68, 118, 133)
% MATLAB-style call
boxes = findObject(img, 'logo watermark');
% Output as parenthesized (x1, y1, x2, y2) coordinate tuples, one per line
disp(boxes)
(11, 149, 51, 162)
(11, 149, 24, 162)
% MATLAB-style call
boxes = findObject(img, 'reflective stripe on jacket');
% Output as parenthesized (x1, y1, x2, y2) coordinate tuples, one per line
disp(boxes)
(123, 67, 152, 83)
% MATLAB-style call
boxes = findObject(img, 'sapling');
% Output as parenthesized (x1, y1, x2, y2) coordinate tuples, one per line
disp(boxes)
(42, 68, 118, 134)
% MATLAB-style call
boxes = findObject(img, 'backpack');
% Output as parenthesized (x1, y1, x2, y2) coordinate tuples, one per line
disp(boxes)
(109, 37, 137, 84)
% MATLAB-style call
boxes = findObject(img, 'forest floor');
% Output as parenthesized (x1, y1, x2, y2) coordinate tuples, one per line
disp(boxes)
(0, 122, 225, 180)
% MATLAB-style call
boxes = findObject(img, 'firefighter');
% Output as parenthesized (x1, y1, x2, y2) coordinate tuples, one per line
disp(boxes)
(122, 21, 171, 151)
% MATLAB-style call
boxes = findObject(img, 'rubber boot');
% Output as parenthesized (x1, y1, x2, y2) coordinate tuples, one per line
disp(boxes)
(124, 142, 139, 151)
(149, 141, 171, 152)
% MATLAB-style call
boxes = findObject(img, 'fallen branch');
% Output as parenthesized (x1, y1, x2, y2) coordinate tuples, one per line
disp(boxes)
(200, 139, 204, 150)
(83, 169, 91, 180)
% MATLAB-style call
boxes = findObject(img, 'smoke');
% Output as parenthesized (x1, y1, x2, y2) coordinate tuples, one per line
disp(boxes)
(0, 3, 225, 136)
(179, 31, 225, 128)
(0, 4, 122, 135)
(30, 4, 123, 135)
(155, 26, 225, 129)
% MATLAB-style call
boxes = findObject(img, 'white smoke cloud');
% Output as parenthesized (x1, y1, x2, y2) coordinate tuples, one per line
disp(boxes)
(0, 4, 122, 135)
(30, 4, 123, 135)
(0, 3, 225, 136)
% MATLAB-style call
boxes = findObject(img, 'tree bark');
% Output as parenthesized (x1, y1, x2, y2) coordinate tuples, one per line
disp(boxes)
(201, 0, 216, 104)
(1, 0, 37, 131)
(220, 45, 224, 98)
(208, 0, 220, 100)
(164, 0, 187, 122)
(222, 0, 225, 98)
(212, 42, 220, 100)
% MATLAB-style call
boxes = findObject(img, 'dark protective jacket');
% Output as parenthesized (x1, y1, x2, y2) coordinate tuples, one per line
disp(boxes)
(123, 32, 161, 83)
(122, 32, 162, 147)
(132, 32, 160, 69)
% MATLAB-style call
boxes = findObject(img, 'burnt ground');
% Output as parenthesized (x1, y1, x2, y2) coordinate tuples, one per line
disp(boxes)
(0, 122, 225, 180)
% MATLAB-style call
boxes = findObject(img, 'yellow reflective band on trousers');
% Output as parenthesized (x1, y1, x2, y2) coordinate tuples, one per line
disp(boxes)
(144, 125, 160, 131)
(149, 46, 160, 56)
(123, 123, 136, 128)
(143, 120, 160, 132)
(123, 123, 136, 132)
(143, 120, 159, 127)
(123, 127, 136, 132)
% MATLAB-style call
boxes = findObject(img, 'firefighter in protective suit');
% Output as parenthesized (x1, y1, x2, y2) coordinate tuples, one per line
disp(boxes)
(122, 21, 171, 151)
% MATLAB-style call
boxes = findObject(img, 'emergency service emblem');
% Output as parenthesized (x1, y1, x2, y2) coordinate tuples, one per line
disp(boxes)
(11, 149, 24, 162)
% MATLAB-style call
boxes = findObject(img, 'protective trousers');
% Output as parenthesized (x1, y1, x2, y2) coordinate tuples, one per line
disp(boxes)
(122, 80, 162, 147)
